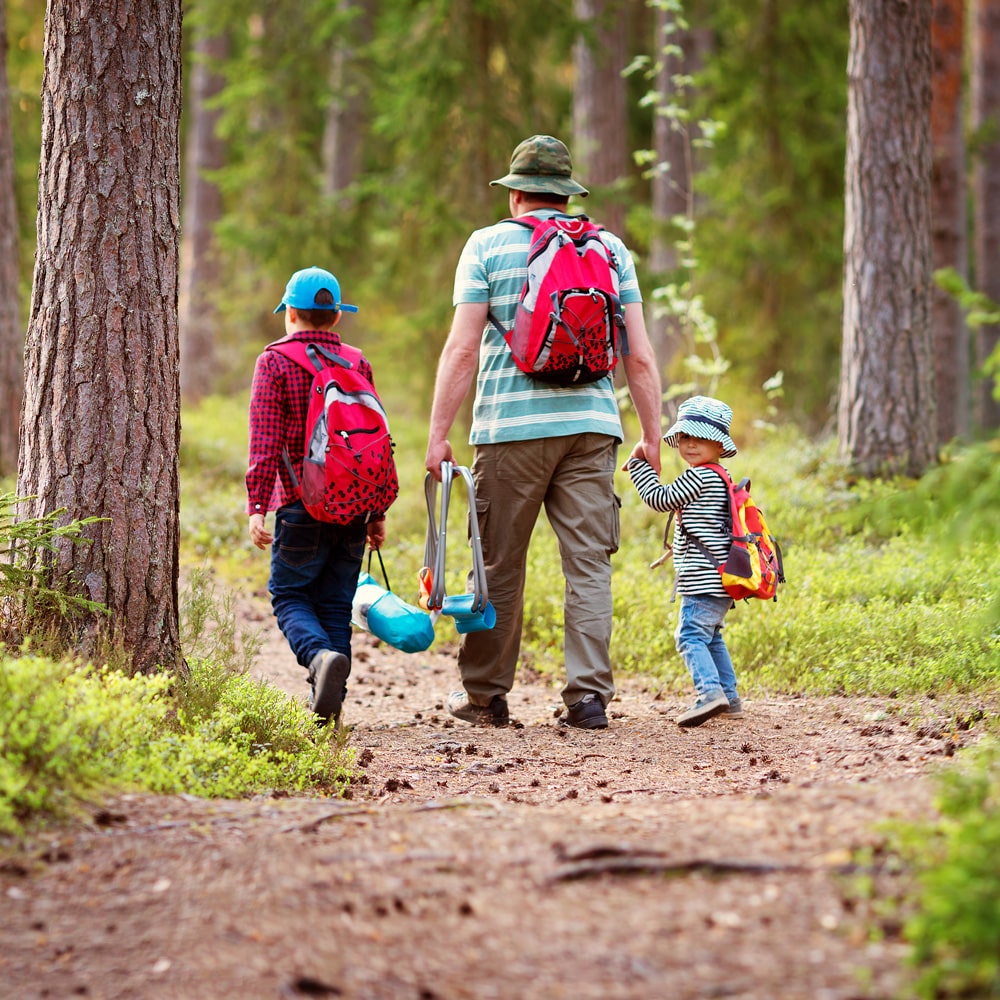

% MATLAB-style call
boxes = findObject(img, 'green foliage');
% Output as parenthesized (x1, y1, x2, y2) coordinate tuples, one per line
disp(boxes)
(0, 650, 351, 835)
(935, 268, 1000, 404)
(629, 3, 730, 401)
(690, 0, 849, 425)
(180, 564, 262, 675)
(179, 394, 258, 568)
(889, 738, 1000, 998)
(4, 0, 45, 302)
(0, 494, 109, 646)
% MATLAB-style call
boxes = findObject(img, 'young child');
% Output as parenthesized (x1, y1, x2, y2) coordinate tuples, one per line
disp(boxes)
(246, 266, 388, 727)
(625, 395, 743, 727)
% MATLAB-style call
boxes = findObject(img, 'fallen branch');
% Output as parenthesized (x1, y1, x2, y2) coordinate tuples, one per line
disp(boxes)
(281, 797, 500, 834)
(550, 856, 808, 882)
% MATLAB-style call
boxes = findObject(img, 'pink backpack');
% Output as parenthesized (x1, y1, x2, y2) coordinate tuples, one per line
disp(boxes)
(490, 215, 627, 386)
(268, 340, 399, 524)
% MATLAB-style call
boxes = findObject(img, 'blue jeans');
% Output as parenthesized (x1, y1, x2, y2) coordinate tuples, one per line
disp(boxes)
(269, 502, 367, 670)
(674, 595, 738, 701)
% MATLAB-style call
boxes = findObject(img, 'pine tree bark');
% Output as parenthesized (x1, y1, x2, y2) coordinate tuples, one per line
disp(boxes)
(971, 0, 1000, 430)
(17, 0, 183, 673)
(930, 0, 968, 443)
(0, 0, 22, 477)
(179, 24, 227, 403)
(838, 0, 936, 477)
(573, 0, 630, 238)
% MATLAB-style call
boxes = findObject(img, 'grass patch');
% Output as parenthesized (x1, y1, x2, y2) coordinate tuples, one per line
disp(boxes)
(0, 650, 350, 835)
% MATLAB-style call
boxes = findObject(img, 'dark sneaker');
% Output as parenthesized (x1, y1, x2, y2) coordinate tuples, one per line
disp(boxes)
(722, 696, 744, 720)
(676, 691, 729, 728)
(309, 650, 350, 727)
(560, 693, 608, 730)
(446, 690, 510, 727)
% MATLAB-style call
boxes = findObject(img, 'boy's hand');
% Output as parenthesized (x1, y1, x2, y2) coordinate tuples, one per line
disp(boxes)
(249, 513, 272, 549)
(366, 518, 386, 550)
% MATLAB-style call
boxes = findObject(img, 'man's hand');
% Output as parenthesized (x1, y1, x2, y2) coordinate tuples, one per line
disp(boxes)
(425, 439, 456, 480)
(249, 513, 272, 549)
(622, 438, 662, 472)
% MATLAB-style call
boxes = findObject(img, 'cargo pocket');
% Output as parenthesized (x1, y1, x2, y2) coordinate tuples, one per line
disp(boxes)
(608, 493, 622, 556)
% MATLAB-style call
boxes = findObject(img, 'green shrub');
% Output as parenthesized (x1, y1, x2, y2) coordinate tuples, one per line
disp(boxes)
(180, 565, 262, 676)
(0, 654, 170, 832)
(0, 650, 352, 835)
(891, 738, 1000, 998)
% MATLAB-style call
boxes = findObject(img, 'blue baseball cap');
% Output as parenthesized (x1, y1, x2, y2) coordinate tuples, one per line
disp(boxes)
(273, 266, 358, 314)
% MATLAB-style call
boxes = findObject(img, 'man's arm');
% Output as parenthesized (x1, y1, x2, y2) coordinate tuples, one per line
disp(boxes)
(424, 301, 487, 480)
(620, 301, 663, 474)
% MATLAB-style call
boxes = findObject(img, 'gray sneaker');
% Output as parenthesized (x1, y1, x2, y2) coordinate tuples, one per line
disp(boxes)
(446, 690, 510, 727)
(308, 650, 350, 727)
(676, 691, 729, 728)
(722, 696, 744, 719)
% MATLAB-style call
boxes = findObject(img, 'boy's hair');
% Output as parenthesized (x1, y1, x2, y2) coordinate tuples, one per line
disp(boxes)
(294, 288, 339, 329)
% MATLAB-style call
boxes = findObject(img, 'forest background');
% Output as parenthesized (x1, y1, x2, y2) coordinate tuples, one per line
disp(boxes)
(0, 0, 909, 433)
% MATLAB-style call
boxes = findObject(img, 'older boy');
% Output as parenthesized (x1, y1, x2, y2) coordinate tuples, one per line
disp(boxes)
(246, 266, 388, 726)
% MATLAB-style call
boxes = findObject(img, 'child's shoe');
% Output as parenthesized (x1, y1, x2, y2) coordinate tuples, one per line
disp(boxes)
(722, 696, 744, 720)
(676, 690, 729, 727)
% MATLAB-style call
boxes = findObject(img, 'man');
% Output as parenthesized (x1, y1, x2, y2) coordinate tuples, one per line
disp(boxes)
(425, 135, 662, 730)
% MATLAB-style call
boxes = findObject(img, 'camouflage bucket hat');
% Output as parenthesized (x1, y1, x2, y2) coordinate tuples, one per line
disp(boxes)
(489, 135, 589, 197)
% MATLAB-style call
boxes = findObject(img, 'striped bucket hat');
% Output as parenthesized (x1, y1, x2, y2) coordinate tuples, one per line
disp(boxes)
(663, 395, 737, 458)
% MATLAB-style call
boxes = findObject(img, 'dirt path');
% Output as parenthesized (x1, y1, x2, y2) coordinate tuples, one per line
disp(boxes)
(1, 623, 991, 1000)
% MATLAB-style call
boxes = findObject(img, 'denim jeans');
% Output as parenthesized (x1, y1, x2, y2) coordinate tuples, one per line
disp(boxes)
(674, 594, 738, 701)
(269, 501, 367, 669)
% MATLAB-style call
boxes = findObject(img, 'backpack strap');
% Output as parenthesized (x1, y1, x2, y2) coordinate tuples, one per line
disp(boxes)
(266, 338, 358, 373)
(673, 463, 737, 570)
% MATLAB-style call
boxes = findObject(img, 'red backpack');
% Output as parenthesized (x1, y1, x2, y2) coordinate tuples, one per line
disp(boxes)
(675, 463, 785, 601)
(267, 340, 399, 524)
(490, 215, 627, 386)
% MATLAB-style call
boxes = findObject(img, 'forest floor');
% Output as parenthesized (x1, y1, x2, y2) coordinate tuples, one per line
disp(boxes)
(1, 612, 995, 1000)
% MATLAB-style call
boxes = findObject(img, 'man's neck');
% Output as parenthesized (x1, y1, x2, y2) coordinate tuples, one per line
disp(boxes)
(510, 191, 570, 217)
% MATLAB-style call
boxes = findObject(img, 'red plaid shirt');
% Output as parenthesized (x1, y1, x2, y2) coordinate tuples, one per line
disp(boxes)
(246, 330, 376, 516)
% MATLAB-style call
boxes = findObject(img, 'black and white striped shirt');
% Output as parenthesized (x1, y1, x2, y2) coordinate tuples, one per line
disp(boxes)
(627, 459, 731, 597)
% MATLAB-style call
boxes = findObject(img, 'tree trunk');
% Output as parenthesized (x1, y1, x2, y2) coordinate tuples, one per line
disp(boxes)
(179, 23, 226, 403)
(0, 0, 22, 477)
(17, 0, 183, 673)
(322, 0, 375, 203)
(572, 0, 629, 238)
(971, 0, 1000, 430)
(930, 0, 968, 443)
(646, 3, 711, 393)
(838, 0, 936, 478)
